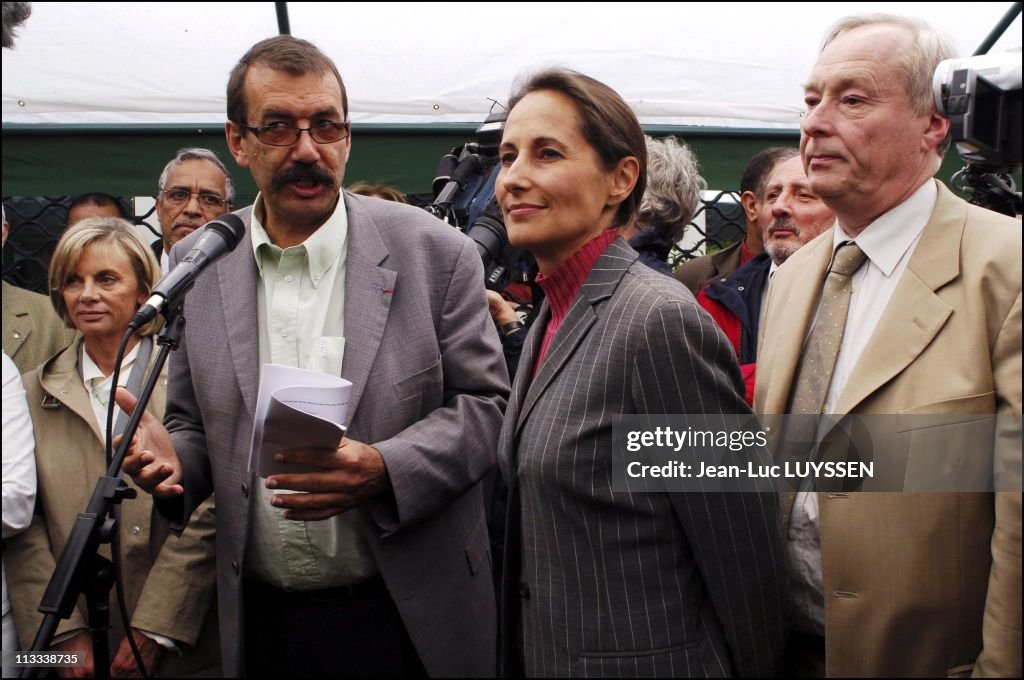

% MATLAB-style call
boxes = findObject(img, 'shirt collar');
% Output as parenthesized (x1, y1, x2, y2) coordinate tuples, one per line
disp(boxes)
(250, 191, 349, 288)
(833, 179, 936, 277)
(81, 341, 140, 384)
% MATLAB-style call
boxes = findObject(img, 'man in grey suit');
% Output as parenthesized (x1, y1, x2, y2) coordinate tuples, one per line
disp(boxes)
(119, 35, 509, 677)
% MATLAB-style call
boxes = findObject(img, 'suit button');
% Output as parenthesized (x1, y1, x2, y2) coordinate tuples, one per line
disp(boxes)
(241, 483, 249, 498)
(131, 526, 141, 535)
(519, 582, 530, 600)
(232, 561, 240, 576)
(12, 332, 20, 339)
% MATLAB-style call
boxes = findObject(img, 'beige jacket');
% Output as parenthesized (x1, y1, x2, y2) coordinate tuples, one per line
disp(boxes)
(1, 281, 76, 375)
(755, 182, 1021, 677)
(5, 337, 219, 676)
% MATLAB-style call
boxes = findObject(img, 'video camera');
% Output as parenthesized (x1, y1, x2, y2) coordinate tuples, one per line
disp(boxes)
(426, 110, 537, 292)
(933, 50, 1022, 215)
(426, 110, 505, 226)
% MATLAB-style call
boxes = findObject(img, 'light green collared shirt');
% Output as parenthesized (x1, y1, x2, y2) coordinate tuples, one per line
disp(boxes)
(245, 192, 378, 590)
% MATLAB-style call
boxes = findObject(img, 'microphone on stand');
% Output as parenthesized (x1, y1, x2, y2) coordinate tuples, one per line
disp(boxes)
(128, 213, 246, 330)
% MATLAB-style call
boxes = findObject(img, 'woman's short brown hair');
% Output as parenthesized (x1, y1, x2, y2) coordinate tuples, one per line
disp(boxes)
(508, 68, 647, 227)
(49, 217, 162, 337)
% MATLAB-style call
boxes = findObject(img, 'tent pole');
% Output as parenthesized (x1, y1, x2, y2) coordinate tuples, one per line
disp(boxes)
(974, 1, 1021, 55)
(276, 2, 291, 35)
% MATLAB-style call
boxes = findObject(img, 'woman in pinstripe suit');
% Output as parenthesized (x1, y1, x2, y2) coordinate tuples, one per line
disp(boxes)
(494, 68, 786, 678)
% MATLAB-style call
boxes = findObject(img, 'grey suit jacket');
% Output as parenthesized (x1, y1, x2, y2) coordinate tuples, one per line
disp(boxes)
(499, 238, 786, 678)
(162, 192, 510, 677)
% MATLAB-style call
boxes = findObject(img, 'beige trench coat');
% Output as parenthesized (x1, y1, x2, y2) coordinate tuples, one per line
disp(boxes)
(5, 337, 220, 676)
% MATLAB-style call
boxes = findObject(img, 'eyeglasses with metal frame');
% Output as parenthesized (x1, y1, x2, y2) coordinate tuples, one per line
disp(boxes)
(242, 121, 350, 147)
(160, 189, 228, 209)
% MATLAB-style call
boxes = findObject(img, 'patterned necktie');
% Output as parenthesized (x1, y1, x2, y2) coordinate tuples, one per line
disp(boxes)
(776, 240, 868, 502)
(787, 240, 868, 415)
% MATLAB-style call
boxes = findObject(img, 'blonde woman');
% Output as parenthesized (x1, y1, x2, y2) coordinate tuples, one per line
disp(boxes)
(5, 217, 219, 677)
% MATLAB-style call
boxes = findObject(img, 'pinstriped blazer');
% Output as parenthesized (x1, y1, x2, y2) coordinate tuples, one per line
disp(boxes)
(498, 238, 786, 678)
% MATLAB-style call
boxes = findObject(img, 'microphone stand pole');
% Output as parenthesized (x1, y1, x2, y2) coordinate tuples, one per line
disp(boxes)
(22, 302, 186, 679)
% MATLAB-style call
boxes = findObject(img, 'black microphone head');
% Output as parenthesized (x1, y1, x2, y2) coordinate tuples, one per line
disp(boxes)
(435, 150, 460, 178)
(432, 150, 461, 197)
(130, 212, 246, 332)
(203, 213, 246, 251)
(452, 154, 485, 187)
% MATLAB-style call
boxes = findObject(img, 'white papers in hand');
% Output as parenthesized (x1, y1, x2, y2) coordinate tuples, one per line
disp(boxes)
(249, 363, 352, 478)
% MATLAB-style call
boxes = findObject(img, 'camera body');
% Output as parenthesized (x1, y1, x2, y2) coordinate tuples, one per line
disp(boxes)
(933, 51, 1022, 215)
(426, 110, 537, 292)
(933, 51, 1022, 170)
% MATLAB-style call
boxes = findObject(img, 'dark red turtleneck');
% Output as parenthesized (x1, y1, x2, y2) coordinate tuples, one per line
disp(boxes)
(532, 229, 619, 377)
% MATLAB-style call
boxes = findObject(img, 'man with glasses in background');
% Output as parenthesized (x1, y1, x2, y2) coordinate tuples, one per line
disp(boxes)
(119, 35, 508, 677)
(153, 147, 234, 273)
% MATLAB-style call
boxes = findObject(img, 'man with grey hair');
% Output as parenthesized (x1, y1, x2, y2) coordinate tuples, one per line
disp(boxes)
(674, 146, 795, 293)
(756, 14, 1021, 677)
(153, 147, 234, 272)
(621, 135, 705, 277)
(698, 153, 834, 404)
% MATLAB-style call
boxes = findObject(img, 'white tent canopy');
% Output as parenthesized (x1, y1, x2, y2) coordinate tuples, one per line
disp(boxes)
(3, 1, 1021, 129)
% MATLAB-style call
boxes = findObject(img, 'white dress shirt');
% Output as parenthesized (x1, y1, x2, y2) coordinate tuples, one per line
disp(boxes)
(3, 352, 36, 675)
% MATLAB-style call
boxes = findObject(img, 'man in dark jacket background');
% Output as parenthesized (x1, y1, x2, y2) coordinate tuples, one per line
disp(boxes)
(698, 154, 835, 402)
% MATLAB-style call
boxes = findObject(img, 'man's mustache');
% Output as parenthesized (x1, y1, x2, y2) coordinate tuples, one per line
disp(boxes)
(768, 219, 799, 236)
(271, 163, 336, 192)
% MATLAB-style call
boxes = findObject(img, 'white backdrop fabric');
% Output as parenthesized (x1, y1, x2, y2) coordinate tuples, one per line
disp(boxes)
(2, 2, 1021, 128)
